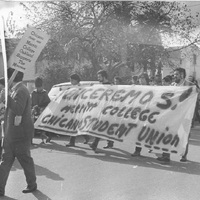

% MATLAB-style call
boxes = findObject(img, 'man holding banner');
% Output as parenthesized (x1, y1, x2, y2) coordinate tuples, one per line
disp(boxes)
(89, 70, 114, 151)
(157, 68, 194, 164)
(0, 69, 37, 196)
(66, 73, 90, 147)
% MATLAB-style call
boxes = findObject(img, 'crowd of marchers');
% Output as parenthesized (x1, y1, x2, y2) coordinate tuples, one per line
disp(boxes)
(130, 68, 200, 164)
(0, 67, 199, 196)
(32, 67, 200, 165)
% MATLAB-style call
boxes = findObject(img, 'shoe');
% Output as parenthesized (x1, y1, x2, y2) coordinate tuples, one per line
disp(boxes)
(180, 157, 187, 162)
(103, 144, 113, 149)
(22, 185, 37, 193)
(157, 156, 170, 163)
(66, 143, 75, 147)
(131, 151, 141, 157)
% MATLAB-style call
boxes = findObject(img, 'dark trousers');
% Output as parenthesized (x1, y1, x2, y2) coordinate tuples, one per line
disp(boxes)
(69, 136, 76, 144)
(0, 139, 37, 195)
(162, 152, 170, 158)
(162, 141, 189, 159)
(83, 135, 89, 143)
(107, 140, 114, 146)
(92, 137, 100, 148)
(192, 102, 200, 126)
(182, 142, 189, 158)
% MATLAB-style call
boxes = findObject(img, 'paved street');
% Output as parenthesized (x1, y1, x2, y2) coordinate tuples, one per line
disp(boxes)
(1, 125, 200, 200)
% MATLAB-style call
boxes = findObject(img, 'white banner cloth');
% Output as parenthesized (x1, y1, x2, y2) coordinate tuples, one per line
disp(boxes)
(35, 85, 198, 155)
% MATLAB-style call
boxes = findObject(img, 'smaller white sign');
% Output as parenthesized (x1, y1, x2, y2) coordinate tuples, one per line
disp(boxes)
(8, 27, 50, 72)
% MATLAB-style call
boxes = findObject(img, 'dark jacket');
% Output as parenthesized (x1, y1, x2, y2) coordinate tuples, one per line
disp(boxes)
(31, 89, 50, 109)
(4, 82, 34, 143)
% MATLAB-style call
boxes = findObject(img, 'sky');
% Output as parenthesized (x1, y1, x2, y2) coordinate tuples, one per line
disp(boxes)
(0, 1, 28, 31)
(1, 1, 200, 28)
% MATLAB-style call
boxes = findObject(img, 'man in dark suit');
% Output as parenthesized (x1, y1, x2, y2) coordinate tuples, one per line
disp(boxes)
(0, 68, 37, 196)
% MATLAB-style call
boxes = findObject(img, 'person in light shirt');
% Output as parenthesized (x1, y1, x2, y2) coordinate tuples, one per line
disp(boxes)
(171, 67, 193, 86)
(157, 68, 194, 164)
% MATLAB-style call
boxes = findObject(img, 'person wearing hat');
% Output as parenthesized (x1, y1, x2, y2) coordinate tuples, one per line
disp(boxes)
(0, 68, 37, 196)
(66, 73, 90, 147)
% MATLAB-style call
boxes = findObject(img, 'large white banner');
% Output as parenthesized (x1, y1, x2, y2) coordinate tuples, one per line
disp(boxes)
(35, 85, 198, 155)
(8, 27, 50, 72)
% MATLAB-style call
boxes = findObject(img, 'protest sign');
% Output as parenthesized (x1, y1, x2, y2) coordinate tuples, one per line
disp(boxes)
(35, 84, 198, 155)
(8, 27, 50, 72)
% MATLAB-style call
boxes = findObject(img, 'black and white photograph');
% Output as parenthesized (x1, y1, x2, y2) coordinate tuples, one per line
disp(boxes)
(0, 1, 200, 199)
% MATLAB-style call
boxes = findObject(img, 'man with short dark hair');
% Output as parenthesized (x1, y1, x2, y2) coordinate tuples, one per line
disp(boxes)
(70, 73, 81, 85)
(0, 68, 37, 196)
(131, 73, 150, 157)
(97, 70, 109, 83)
(162, 75, 172, 86)
(157, 67, 194, 164)
(171, 67, 192, 86)
(132, 76, 139, 85)
(66, 73, 89, 147)
(114, 76, 123, 85)
(31, 77, 50, 109)
(89, 70, 114, 151)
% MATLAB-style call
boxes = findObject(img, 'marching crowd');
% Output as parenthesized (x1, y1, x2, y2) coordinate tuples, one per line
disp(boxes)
(35, 67, 199, 165)
(64, 68, 200, 164)
(0, 67, 199, 196)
